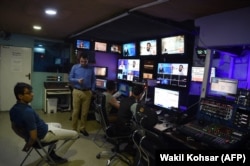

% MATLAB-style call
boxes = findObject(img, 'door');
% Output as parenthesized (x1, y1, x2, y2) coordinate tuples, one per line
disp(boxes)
(0, 45, 32, 111)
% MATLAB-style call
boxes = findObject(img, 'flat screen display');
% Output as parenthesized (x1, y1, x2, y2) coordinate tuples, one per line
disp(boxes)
(94, 66, 108, 77)
(191, 67, 215, 82)
(208, 77, 238, 100)
(94, 41, 107, 52)
(157, 63, 189, 87)
(154, 87, 179, 110)
(161, 35, 184, 54)
(76, 40, 91, 49)
(139, 39, 157, 56)
(143, 72, 153, 79)
(118, 82, 130, 97)
(122, 42, 136, 57)
(117, 59, 140, 82)
(95, 79, 107, 89)
(110, 44, 122, 54)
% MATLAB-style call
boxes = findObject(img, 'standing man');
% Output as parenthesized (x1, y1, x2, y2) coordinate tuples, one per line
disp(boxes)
(69, 52, 96, 136)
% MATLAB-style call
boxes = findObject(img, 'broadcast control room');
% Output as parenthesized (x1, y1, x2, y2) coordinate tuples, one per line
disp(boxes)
(1, 1, 250, 166)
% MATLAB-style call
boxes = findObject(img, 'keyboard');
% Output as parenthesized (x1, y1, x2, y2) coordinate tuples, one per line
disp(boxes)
(177, 122, 245, 149)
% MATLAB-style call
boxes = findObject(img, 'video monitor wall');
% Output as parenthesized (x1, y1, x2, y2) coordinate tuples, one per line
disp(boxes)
(117, 59, 140, 82)
(139, 39, 157, 56)
(122, 42, 136, 57)
(161, 35, 185, 55)
(157, 63, 189, 87)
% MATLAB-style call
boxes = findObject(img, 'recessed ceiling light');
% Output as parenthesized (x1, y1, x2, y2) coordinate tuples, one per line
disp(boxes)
(33, 25, 42, 30)
(45, 9, 57, 15)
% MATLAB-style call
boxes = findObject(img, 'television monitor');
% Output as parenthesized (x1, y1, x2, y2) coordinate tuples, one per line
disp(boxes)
(154, 87, 179, 110)
(94, 41, 107, 52)
(76, 40, 91, 49)
(208, 77, 238, 101)
(161, 35, 185, 54)
(95, 79, 107, 90)
(94, 66, 108, 77)
(118, 82, 130, 97)
(139, 39, 157, 56)
(122, 42, 136, 57)
(110, 44, 122, 54)
(143, 72, 153, 79)
(156, 63, 189, 87)
(196, 47, 207, 58)
(117, 59, 140, 82)
(191, 67, 215, 82)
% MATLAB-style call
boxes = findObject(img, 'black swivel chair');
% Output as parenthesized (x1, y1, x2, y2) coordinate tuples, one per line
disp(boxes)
(11, 124, 57, 166)
(94, 92, 132, 166)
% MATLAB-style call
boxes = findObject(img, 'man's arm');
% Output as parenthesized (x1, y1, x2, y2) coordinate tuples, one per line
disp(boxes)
(22, 129, 37, 152)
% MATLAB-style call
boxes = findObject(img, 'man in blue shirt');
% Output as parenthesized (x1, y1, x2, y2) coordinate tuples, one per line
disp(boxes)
(9, 82, 79, 164)
(69, 52, 96, 136)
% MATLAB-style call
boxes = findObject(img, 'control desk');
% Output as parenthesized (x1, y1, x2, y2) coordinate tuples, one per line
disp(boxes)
(44, 82, 71, 113)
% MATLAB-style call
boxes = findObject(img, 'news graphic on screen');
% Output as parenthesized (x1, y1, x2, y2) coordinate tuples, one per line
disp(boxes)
(94, 41, 107, 52)
(123, 42, 136, 57)
(157, 63, 189, 87)
(117, 59, 140, 82)
(191, 67, 216, 82)
(110, 44, 121, 54)
(208, 77, 238, 100)
(161, 35, 184, 54)
(94, 66, 108, 77)
(76, 40, 90, 49)
(95, 79, 107, 90)
(154, 87, 179, 110)
(140, 39, 157, 56)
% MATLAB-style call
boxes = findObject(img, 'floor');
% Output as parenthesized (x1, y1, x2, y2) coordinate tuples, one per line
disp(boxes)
(0, 110, 133, 166)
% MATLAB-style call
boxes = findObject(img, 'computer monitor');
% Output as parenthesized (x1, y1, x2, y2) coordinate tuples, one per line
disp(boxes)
(208, 77, 238, 100)
(122, 42, 136, 57)
(95, 79, 107, 90)
(94, 66, 108, 77)
(157, 63, 189, 87)
(117, 59, 140, 82)
(139, 39, 157, 56)
(118, 82, 130, 97)
(161, 35, 185, 55)
(154, 87, 179, 110)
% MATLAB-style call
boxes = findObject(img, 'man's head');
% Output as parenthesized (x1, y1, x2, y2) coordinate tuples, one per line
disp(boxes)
(79, 52, 89, 67)
(179, 65, 183, 72)
(132, 84, 144, 97)
(14, 82, 33, 103)
(106, 80, 116, 92)
(146, 42, 151, 51)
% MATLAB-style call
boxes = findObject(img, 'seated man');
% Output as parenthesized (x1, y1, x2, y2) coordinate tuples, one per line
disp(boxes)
(102, 80, 120, 123)
(9, 82, 79, 164)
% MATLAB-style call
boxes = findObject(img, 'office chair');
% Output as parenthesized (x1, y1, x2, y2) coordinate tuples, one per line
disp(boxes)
(12, 125, 57, 166)
(94, 92, 132, 166)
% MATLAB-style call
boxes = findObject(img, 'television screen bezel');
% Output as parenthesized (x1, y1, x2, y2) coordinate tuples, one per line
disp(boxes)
(122, 42, 136, 57)
(76, 39, 91, 50)
(139, 39, 157, 56)
(117, 58, 140, 82)
(93, 66, 108, 77)
(94, 41, 107, 52)
(161, 35, 185, 55)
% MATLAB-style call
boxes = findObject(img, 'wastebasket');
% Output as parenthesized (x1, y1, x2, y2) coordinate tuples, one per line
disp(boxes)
(47, 98, 58, 114)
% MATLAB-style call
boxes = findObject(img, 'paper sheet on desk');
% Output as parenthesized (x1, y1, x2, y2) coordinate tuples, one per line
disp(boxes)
(154, 123, 168, 131)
